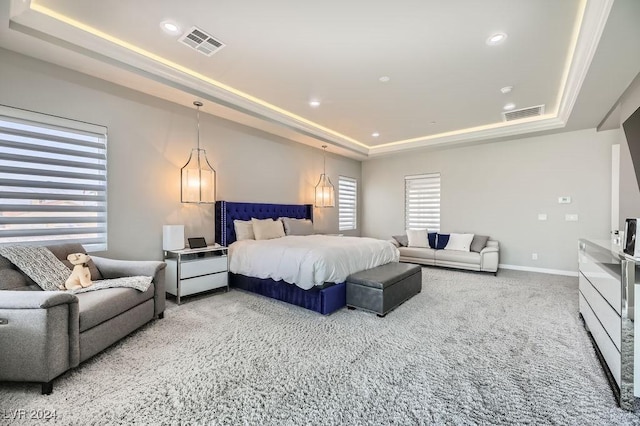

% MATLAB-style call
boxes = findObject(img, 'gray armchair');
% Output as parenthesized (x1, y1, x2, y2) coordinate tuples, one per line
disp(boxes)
(0, 243, 166, 394)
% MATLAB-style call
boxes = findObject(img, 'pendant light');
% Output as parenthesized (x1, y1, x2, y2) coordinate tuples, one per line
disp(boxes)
(314, 145, 335, 208)
(181, 101, 216, 204)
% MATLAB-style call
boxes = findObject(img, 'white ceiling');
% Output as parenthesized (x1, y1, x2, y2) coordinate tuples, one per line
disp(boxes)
(1, 0, 639, 159)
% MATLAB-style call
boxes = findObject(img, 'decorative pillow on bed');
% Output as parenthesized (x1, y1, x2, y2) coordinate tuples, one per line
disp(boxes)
(234, 220, 255, 241)
(470, 235, 490, 252)
(252, 218, 286, 240)
(280, 217, 314, 236)
(444, 233, 474, 252)
(406, 229, 429, 248)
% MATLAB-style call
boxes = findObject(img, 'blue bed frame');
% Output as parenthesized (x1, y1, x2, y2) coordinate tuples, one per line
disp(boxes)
(214, 201, 346, 315)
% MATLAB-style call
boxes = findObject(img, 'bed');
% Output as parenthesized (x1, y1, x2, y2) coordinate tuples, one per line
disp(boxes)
(214, 201, 399, 314)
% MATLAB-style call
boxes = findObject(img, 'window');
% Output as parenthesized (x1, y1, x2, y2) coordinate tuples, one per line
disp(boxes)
(405, 173, 440, 231)
(0, 105, 108, 251)
(338, 175, 357, 231)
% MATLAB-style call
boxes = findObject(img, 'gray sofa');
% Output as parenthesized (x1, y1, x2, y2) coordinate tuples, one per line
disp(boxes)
(0, 243, 166, 394)
(391, 238, 500, 274)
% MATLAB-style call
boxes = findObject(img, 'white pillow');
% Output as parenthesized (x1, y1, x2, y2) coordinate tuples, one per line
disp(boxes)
(445, 233, 475, 252)
(406, 229, 429, 248)
(280, 217, 314, 236)
(234, 220, 255, 241)
(252, 218, 286, 240)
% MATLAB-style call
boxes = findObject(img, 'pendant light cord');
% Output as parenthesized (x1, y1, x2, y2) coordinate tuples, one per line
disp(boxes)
(193, 101, 204, 185)
(194, 100, 203, 151)
(196, 105, 201, 151)
(322, 145, 327, 175)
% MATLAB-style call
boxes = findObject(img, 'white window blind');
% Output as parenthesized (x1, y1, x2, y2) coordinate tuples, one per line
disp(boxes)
(405, 173, 440, 231)
(0, 106, 108, 251)
(338, 176, 357, 231)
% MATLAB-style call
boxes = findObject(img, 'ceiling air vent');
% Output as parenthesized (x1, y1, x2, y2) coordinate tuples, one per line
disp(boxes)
(502, 105, 545, 122)
(179, 26, 225, 57)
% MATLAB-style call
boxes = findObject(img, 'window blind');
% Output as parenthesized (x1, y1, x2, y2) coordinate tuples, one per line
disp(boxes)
(0, 106, 108, 251)
(338, 176, 357, 231)
(405, 173, 440, 231)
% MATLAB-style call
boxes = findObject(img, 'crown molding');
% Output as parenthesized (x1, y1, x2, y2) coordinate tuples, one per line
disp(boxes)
(555, 0, 614, 124)
(368, 116, 566, 157)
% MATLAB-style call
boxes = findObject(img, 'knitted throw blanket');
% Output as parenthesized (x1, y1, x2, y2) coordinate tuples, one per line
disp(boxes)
(0, 245, 152, 293)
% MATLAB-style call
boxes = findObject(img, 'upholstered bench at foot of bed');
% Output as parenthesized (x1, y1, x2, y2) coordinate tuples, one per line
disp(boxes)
(346, 263, 422, 317)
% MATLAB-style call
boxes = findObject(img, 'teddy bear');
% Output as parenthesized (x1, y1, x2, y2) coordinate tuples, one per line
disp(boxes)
(60, 253, 93, 291)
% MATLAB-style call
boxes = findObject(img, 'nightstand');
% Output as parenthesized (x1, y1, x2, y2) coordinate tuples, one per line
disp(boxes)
(164, 245, 228, 304)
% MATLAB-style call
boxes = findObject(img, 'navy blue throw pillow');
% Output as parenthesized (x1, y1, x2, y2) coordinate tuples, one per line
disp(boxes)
(428, 232, 437, 249)
(436, 233, 450, 250)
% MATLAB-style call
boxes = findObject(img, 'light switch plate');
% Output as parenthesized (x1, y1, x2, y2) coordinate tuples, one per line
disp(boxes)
(538, 213, 547, 221)
(565, 214, 579, 221)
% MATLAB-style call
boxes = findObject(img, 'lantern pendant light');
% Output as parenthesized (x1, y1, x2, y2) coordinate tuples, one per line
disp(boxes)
(314, 145, 335, 208)
(181, 101, 216, 204)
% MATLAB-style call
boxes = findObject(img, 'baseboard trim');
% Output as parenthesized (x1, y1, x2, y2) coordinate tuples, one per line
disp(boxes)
(499, 264, 578, 277)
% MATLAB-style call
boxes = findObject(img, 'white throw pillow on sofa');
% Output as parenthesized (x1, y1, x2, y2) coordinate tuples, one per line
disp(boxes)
(406, 229, 429, 248)
(445, 233, 475, 251)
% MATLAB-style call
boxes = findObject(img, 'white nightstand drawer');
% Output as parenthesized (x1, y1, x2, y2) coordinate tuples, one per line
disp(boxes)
(177, 272, 228, 297)
(180, 256, 227, 279)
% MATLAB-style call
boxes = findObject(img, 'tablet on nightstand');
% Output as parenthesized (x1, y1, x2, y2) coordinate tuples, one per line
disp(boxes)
(188, 237, 207, 249)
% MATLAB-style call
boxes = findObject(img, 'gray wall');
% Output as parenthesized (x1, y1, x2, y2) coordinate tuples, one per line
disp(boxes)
(362, 128, 618, 273)
(0, 48, 361, 260)
(618, 74, 640, 228)
(0, 46, 631, 273)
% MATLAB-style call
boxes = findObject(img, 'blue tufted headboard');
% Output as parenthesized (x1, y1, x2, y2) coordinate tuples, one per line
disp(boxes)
(215, 201, 313, 246)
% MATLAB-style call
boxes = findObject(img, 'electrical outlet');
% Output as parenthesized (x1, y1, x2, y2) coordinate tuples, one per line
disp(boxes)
(532, 253, 538, 260)
(565, 214, 579, 222)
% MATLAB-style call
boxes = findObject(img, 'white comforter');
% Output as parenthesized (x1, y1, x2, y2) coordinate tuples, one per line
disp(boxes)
(228, 235, 400, 290)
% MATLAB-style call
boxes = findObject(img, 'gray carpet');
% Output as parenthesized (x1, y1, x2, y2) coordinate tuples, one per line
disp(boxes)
(2, 268, 639, 425)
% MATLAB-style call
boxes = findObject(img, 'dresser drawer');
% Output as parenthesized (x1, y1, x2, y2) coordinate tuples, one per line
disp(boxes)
(578, 253, 621, 314)
(579, 273, 621, 351)
(579, 293, 621, 387)
(180, 256, 227, 279)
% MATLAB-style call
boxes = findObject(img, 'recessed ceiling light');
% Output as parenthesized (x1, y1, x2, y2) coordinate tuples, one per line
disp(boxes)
(486, 32, 507, 46)
(372, 132, 380, 137)
(500, 86, 513, 94)
(160, 20, 181, 35)
(503, 103, 516, 111)
(309, 100, 321, 108)
(378, 76, 390, 83)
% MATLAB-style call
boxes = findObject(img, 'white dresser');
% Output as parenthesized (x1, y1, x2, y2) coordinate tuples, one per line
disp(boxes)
(578, 239, 637, 410)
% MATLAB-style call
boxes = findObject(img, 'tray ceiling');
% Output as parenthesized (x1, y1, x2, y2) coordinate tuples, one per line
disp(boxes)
(1, 0, 637, 159)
